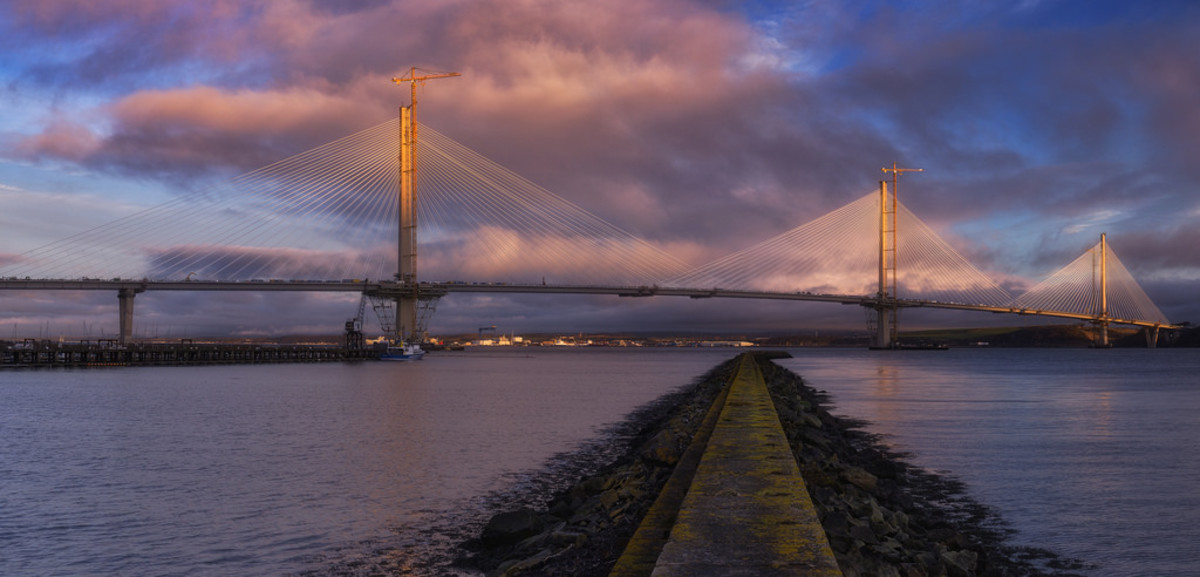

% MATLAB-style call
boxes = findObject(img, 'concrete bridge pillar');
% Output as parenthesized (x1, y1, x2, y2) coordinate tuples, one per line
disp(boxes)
(1146, 326, 1160, 349)
(118, 288, 138, 345)
(395, 104, 419, 343)
(1094, 320, 1110, 348)
(874, 306, 894, 349)
(396, 291, 418, 343)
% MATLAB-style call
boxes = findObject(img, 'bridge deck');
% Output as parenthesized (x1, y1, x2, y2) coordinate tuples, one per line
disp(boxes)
(611, 353, 841, 576)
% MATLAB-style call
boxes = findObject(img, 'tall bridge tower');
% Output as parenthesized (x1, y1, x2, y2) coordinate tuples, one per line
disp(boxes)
(390, 68, 459, 342)
(1094, 232, 1110, 347)
(873, 162, 922, 349)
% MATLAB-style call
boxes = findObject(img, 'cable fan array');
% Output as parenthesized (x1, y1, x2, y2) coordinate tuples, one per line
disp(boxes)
(666, 192, 1013, 307)
(0, 115, 1170, 325)
(667, 193, 879, 294)
(2, 121, 401, 282)
(416, 126, 690, 285)
(0, 119, 689, 285)
(1014, 240, 1169, 324)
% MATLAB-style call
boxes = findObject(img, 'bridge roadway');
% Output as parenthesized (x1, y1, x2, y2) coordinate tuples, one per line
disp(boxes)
(0, 278, 1176, 331)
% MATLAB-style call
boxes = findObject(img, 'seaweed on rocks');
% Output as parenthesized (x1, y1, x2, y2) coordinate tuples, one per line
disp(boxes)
(459, 353, 1090, 577)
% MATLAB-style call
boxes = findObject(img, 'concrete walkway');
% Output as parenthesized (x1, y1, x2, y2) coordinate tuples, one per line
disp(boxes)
(612, 353, 842, 576)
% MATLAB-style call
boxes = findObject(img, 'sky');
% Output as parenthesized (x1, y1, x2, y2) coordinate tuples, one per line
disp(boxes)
(1, 0, 1198, 339)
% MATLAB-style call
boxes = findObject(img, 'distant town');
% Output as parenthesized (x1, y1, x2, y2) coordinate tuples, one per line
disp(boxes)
(358, 323, 1199, 349)
(10, 323, 1195, 351)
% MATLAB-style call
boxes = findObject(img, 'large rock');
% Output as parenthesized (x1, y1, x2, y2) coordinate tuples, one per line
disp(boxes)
(481, 509, 546, 548)
(842, 465, 879, 491)
(942, 549, 978, 577)
(639, 428, 681, 466)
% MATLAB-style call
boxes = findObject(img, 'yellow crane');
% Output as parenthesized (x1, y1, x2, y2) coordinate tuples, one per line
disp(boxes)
(391, 67, 461, 110)
(390, 67, 461, 180)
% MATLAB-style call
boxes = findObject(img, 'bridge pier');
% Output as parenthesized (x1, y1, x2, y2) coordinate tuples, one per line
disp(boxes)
(117, 288, 142, 345)
(1093, 320, 1110, 348)
(1145, 326, 1159, 349)
(872, 306, 895, 349)
(397, 292, 418, 343)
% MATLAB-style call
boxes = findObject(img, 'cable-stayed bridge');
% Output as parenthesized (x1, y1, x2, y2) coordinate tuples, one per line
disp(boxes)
(0, 116, 1176, 348)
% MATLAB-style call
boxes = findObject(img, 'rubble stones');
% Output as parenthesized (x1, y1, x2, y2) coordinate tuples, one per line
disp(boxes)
(461, 353, 1085, 577)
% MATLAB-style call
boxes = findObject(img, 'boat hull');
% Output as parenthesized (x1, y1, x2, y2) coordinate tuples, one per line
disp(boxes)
(380, 344, 425, 361)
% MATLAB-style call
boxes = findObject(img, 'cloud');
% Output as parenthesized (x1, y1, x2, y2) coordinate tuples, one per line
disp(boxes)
(7, 86, 380, 181)
(0, 253, 24, 269)
(1062, 209, 1121, 235)
(8, 120, 102, 162)
(1109, 225, 1200, 274)
(2, 0, 1199, 333)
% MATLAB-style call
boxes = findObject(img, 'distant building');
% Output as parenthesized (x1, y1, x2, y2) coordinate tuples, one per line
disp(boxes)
(698, 340, 756, 347)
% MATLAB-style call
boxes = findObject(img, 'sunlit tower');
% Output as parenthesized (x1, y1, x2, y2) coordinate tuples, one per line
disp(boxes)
(1093, 232, 1110, 347)
(873, 162, 922, 349)
(388, 67, 460, 343)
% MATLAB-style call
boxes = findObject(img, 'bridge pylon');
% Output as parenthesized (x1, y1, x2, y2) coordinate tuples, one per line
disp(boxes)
(396, 103, 419, 341)
(1091, 232, 1111, 348)
(871, 164, 921, 349)
(390, 68, 459, 343)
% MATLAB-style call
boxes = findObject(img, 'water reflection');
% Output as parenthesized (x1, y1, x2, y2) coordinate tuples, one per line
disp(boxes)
(781, 348, 1200, 577)
(873, 363, 900, 397)
(0, 348, 735, 577)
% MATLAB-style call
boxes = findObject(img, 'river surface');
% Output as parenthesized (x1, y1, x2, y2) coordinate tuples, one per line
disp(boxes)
(1, 347, 1197, 576)
(776, 347, 1200, 577)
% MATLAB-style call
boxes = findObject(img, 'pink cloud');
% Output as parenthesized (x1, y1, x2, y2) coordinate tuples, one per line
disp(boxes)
(108, 86, 371, 140)
(78, 85, 382, 177)
(0, 253, 26, 269)
(6, 0, 808, 239)
(10, 119, 101, 162)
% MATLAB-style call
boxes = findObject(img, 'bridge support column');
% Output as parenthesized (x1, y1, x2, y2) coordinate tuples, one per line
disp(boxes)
(118, 288, 137, 345)
(1145, 326, 1159, 349)
(874, 307, 894, 349)
(1093, 320, 1110, 348)
(396, 293, 418, 343)
(395, 103, 421, 343)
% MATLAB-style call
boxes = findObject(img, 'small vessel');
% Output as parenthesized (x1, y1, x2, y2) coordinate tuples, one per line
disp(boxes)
(380, 341, 425, 361)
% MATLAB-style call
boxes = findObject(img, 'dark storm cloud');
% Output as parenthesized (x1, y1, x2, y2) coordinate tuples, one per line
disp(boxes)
(1110, 225, 1200, 274)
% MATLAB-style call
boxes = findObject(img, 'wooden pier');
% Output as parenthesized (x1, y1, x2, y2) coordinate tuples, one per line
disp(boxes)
(1, 339, 375, 368)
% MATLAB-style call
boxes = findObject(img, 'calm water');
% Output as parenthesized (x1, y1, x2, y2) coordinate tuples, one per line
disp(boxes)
(0, 348, 733, 576)
(777, 348, 1200, 577)
(2, 347, 1197, 576)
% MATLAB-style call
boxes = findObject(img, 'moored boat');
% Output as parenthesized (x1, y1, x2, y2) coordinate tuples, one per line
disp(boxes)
(380, 342, 425, 361)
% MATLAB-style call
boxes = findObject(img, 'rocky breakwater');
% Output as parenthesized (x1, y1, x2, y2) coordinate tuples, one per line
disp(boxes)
(461, 352, 1084, 577)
